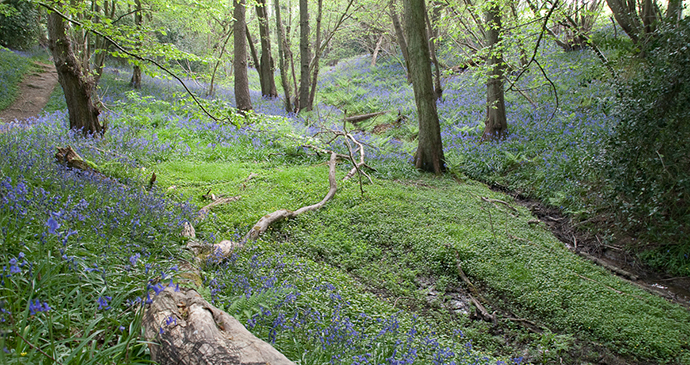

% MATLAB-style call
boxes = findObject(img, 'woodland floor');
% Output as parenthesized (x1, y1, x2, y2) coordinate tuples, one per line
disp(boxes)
(4, 63, 689, 308)
(2, 63, 689, 364)
(0, 62, 57, 123)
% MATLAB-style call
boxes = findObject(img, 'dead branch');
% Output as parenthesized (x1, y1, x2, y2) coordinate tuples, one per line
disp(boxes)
(480, 196, 519, 216)
(55, 146, 96, 172)
(577, 252, 638, 281)
(452, 249, 496, 323)
(198, 196, 242, 220)
(242, 152, 338, 243)
(344, 111, 388, 124)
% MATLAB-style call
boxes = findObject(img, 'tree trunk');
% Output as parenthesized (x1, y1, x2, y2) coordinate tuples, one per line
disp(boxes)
(390, 1, 411, 83)
(47, 9, 103, 136)
(245, 25, 261, 70)
(274, 0, 293, 112)
(298, 0, 310, 112)
(425, 9, 442, 100)
(606, 0, 642, 43)
(404, 0, 445, 174)
(482, 0, 507, 141)
(371, 34, 384, 67)
(666, 0, 683, 22)
(256, 0, 278, 98)
(307, 0, 323, 110)
(234, 0, 253, 112)
(130, 0, 142, 89)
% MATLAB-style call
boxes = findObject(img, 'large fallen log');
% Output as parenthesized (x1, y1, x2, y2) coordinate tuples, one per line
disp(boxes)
(143, 287, 294, 365)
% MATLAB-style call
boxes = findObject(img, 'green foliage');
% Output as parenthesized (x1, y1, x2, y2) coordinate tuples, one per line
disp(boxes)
(606, 19, 690, 275)
(0, 0, 39, 50)
(0, 48, 33, 111)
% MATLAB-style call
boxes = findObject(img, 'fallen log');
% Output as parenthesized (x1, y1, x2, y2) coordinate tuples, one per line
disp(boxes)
(344, 111, 387, 124)
(55, 146, 97, 171)
(143, 287, 294, 365)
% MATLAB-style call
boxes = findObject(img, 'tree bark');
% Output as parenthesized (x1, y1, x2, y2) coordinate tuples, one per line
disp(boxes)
(245, 25, 261, 70)
(605, 0, 642, 43)
(482, 0, 507, 141)
(425, 9, 443, 100)
(298, 0, 310, 112)
(404, 0, 445, 174)
(274, 0, 293, 112)
(234, 0, 253, 112)
(47, 8, 103, 136)
(256, 0, 278, 98)
(143, 287, 294, 365)
(306, 0, 323, 111)
(390, 0, 411, 83)
(371, 34, 385, 67)
(130, 0, 142, 89)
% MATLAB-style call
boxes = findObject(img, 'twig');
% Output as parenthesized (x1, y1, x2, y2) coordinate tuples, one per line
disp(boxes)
(480, 196, 519, 216)
(13, 328, 63, 364)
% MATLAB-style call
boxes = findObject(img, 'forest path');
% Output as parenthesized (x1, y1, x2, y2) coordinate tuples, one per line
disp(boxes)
(0, 62, 58, 123)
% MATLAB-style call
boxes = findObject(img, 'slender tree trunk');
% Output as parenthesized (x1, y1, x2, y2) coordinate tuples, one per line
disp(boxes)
(234, 0, 253, 112)
(425, 9, 442, 100)
(371, 34, 384, 67)
(208, 28, 234, 96)
(274, 0, 293, 112)
(47, 9, 103, 136)
(306, 0, 323, 111)
(390, 0, 411, 83)
(130, 0, 142, 88)
(256, 0, 278, 98)
(482, 0, 507, 141)
(666, 0, 683, 22)
(404, 0, 445, 174)
(298, 0, 310, 112)
(246, 25, 261, 70)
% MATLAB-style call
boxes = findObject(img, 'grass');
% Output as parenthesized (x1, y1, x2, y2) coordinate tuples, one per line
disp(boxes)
(0, 48, 37, 111)
(1, 42, 688, 364)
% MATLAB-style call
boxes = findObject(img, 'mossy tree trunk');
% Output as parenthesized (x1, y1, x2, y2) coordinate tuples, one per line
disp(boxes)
(404, 0, 445, 174)
(256, 0, 278, 98)
(47, 7, 103, 136)
(274, 0, 293, 112)
(298, 0, 310, 112)
(482, 0, 507, 141)
(233, 0, 253, 112)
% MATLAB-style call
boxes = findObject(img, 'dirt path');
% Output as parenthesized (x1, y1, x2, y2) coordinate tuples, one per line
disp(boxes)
(0, 62, 58, 123)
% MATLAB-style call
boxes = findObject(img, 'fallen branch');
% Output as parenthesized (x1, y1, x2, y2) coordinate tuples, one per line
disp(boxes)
(452, 249, 496, 323)
(578, 252, 638, 281)
(55, 146, 97, 172)
(198, 195, 242, 220)
(243, 152, 338, 243)
(344, 111, 388, 124)
(480, 196, 519, 216)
